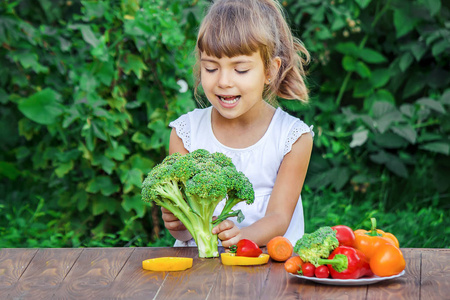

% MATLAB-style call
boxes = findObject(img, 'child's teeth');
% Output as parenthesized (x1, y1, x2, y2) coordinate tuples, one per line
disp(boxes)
(220, 96, 240, 104)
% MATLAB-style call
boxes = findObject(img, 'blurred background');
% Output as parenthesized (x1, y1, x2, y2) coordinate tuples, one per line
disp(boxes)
(0, 0, 449, 248)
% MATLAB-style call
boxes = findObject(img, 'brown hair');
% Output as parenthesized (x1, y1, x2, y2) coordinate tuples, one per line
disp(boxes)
(194, 0, 310, 104)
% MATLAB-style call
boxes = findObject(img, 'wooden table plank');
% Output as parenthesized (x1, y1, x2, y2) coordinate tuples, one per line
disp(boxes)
(421, 248, 450, 300)
(154, 247, 223, 300)
(0, 248, 38, 298)
(8, 248, 83, 300)
(209, 261, 271, 299)
(103, 247, 196, 300)
(52, 247, 135, 299)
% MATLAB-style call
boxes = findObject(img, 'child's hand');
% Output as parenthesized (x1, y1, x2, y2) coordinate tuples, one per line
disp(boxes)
(161, 207, 186, 231)
(212, 219, 242, 248)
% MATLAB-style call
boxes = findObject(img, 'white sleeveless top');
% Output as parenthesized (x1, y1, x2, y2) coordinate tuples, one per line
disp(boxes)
(169, 106, 314, 247)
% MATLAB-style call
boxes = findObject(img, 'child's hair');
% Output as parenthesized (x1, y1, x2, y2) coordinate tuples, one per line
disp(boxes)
(194, 0, 310, 105)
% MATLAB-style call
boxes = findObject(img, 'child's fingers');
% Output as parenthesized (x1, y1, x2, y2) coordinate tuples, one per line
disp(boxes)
(211, 219, 233, 234)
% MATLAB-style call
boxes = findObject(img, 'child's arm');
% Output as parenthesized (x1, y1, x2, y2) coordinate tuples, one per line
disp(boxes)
(212, 132, 313, 248)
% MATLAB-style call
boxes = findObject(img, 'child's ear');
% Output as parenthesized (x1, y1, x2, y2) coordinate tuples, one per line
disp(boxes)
(266, 56, 282, 84)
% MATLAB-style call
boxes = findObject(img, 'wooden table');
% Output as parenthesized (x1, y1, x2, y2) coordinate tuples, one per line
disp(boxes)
(0, 247, 448, 299)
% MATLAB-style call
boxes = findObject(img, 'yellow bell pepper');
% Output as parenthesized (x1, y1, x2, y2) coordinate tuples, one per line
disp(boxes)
(221, 253, 270, 266)
(142, 257, 193, 271)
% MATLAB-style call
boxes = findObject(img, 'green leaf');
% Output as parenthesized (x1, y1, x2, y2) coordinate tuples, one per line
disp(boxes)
(432, 40, 450, 57)
(122, 194, 146, 218)
(441, 90, 450, 105)
(357, 48, 387, 64)
(342, 55, 357, 71)
(410, 42, 427, 61)
(385, 156, 409, 178)
(12, 52, 49, 74)
(120, 168, 144, 194)
(369, 69, 391, 88)
(0, 161, 21, 180)
(416, 98, 446, 114)
(92, 154, 115, 175)
(392, 124, 417, 144)
(373, 132, 408, 148)
(350, 130, 369, 148)
(92, 196, 115, 216)
(86, 176, 120, 196)
(105, 145, 130, 161)
(403, 74, 426, 98)
(393, 8, 418, 38)
(55, 161, 74, 178)
(120, 54, 148, 79)
(399, 53, 414, 72)
(79, 25, 100, 48)
(18, 88, 64, 125)
(419, 0, 441, 16)
(419, 142, 450, 155)
(355, 0, 371, 9)
(355, 61, 371, 78)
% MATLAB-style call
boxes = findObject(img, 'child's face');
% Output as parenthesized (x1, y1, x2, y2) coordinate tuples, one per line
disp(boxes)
(200, 50, 269, 120)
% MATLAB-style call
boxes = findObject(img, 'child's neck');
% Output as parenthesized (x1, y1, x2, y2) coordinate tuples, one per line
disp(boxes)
(211, 102, 276, 149)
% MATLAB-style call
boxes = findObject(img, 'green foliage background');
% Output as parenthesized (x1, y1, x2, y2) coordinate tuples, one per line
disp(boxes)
(0, 0, 449, 248)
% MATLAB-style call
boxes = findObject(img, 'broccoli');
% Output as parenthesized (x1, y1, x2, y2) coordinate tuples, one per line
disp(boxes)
(294, 226, 339, 267)
(142, 149, 254, 258)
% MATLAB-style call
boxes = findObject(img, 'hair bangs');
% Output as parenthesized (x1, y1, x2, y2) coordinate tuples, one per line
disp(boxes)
(197, 3, 267, 58)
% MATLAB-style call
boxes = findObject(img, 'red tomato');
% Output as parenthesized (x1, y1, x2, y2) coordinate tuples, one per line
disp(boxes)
(315, 265, 330, 278)
(301, 262, 316, 277)
(332, 225, 356, 247)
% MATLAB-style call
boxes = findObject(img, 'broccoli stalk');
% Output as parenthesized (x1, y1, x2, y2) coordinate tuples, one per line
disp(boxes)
(294, 226, 340, 267)
(142, 149, 254, 258)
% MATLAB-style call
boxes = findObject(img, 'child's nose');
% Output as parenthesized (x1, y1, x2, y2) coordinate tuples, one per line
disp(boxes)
(218, 71, 232, 88)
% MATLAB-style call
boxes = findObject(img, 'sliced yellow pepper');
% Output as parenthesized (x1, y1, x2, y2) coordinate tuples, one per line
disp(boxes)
(142, 257, 193, 271)
(221, 253, 270, 266)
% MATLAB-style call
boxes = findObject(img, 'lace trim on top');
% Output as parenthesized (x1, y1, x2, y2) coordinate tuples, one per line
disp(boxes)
(283, 121, 314, 156)
(169, 115, 191, 151)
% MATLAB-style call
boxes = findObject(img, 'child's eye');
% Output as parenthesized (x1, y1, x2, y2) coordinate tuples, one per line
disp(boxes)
(236, 69, 249, 74)
(204, 68, 217, 73)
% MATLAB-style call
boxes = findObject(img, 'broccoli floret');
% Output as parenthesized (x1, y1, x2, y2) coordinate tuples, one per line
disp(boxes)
(142, 149, 254, 258)
(294, 226, 339, 267)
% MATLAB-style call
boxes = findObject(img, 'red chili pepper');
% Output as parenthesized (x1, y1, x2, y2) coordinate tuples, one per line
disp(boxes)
(230, 239, 262, 257)
(318, 246, 373, 279)
(332, 225, 356, 247)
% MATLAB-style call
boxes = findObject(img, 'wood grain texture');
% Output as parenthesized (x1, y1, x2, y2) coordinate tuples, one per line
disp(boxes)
(8, 248, 83, 300)
(0, 248, 38, 299)
(421, 248, 450, 300)
(52, 247, 134, 299)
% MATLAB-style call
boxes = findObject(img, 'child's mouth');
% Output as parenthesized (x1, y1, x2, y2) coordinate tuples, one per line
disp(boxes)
(218, 95, 241, 104)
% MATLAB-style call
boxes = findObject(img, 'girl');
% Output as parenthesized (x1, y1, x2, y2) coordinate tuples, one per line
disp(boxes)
(162, 0, 314, 248)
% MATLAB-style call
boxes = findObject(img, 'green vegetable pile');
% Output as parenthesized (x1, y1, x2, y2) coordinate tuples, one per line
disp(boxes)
(294, 226, 339, 266)
(142, 149, 255, 258)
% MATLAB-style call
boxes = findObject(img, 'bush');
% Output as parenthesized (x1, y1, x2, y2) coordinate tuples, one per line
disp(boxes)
(0, 0, 204, 247)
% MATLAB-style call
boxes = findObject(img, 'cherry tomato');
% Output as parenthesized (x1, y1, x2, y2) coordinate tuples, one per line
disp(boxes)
(315, 265, 330, 278)
(301, 262, 316, 277)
